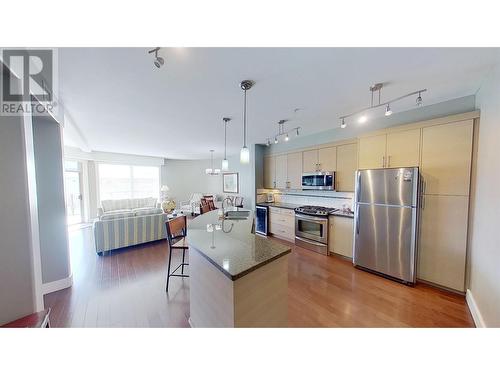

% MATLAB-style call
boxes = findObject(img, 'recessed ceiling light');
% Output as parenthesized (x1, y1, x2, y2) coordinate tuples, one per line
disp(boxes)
(358, 115, 367, 124)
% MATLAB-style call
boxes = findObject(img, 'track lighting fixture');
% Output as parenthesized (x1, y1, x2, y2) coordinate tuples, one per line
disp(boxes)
(339, 83, 426, 126)
(416, 91, 423, 106)
(385, 104, 392, 116)
(148, 47, 164, 68)
(266, 138, 271, 147)
(267, 119, 301, 145)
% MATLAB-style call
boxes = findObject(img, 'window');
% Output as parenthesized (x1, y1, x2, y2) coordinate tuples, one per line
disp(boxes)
(98, 163, 160, 201)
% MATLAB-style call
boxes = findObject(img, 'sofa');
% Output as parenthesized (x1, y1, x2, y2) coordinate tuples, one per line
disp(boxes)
(93, 197, 168, 255)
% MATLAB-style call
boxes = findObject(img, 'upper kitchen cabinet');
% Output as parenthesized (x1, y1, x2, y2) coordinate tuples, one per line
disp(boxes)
(359, 128, 420, 169)
(420, 120, 473, 196)
(318, 146, 337, 172)
(336, 143, 357, 192)
(286, 152, 302, 189)
(302, 149, 319, 173)
(263, 156, 276, 189)
(275, 154, 288, 189)
(386, 128, 421, 168)
(358, 134, 386, 169)
(303, 147, 337, 173)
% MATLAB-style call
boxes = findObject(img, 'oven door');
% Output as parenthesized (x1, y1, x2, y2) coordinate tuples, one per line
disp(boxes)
(295, 213, 328, 244)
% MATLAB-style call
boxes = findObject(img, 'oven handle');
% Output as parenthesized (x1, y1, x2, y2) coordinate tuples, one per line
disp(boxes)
(295, 213, 329, 223)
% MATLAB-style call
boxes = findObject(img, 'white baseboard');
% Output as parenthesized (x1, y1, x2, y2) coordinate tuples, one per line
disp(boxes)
(42, 274, 73, 295)
(466, 289, 486, 328)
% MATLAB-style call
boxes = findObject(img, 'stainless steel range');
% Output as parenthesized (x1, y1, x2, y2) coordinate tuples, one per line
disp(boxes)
(294, 205, 336, 255)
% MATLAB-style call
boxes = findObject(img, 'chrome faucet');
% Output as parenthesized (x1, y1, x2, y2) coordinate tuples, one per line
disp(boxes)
(221, 197, 233, 215)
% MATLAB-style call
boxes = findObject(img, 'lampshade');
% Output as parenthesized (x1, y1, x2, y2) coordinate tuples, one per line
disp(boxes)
(240, 146, 250, 164)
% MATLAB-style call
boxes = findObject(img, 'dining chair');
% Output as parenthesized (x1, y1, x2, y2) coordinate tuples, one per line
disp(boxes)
(165, 216, 189, 293)
(200, 203, 211, 214)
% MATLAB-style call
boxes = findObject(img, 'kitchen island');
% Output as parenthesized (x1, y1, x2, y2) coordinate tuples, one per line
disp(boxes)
(187, 209, 291, 327)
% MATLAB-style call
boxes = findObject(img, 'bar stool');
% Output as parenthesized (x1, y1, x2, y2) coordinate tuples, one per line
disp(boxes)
(165, 215, 189, 293)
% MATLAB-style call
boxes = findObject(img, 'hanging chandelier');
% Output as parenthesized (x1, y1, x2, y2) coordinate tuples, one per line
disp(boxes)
(205, 150, 221, 175)
(339, 83, 427, 128)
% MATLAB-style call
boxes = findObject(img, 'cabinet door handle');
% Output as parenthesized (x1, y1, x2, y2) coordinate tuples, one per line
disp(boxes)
(421, 195, 426, 209)
(387, 155, 391, 167)
(382, 156, 385, 168)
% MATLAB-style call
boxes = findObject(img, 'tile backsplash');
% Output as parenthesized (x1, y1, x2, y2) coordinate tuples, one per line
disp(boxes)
(277, 192, 354, 210)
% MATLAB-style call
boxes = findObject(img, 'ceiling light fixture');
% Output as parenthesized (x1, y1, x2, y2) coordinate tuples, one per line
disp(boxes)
(339, 83, 426, 125)
(148, 47, 164, 68)
(205, 150, 221, 175)
(416, 91, 423, 106)
(221, 117, 231, 171)
(266, 138, 271, 147)
(268, 119, 301, 145)
(385, 104, 392, 116)
(240, 80, 254, 164)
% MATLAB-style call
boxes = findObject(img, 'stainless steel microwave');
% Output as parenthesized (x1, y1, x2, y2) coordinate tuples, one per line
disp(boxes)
(301, 172, 335, 190)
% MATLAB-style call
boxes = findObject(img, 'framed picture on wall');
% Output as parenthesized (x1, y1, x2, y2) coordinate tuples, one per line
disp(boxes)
(223, 173, 239, 193)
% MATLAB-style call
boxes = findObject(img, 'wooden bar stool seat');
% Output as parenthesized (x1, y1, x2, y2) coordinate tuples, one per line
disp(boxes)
(165, 216, 189, 293)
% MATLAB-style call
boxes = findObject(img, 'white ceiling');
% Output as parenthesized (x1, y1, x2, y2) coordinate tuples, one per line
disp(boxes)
(59, 48, 500, 159)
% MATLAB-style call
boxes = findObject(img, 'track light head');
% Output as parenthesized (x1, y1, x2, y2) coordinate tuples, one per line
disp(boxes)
(285, 133, 289, 142)
(358, 115, 367, 124)
(340, 118, 347, 129)
(296, 128, 300, 136)
(385, 104, 392, 116)
(274, 136, 278, 144)
(266, 138, 271, 147)
(149, 47, 165, 68)
(416, 92, 423, 106)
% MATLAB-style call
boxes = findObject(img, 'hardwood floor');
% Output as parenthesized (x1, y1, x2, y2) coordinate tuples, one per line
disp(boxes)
(44, 227, 474, 327)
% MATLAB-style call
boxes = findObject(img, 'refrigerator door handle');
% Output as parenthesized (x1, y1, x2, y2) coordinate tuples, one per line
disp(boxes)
(356, 208, 360, 234)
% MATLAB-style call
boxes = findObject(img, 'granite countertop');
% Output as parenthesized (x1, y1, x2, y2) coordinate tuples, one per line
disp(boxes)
(257, 202, 354, 218)
(187, 209, 291, 281)
(256, 202, 301, 210)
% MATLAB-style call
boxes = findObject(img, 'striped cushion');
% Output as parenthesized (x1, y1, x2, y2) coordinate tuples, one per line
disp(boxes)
(93, 213, 169, 253)
(101, 197, 157, 213)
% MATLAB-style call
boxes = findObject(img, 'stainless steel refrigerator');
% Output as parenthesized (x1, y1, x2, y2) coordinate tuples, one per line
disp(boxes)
(353, 167, 419, 284)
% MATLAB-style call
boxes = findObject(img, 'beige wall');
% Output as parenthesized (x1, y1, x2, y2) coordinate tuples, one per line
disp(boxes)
(468, 64, 500, 327)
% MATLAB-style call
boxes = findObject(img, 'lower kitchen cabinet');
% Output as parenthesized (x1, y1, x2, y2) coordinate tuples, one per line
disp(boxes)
(418, 194, 469, 292)
(328, 216, 354, 258)
(269, 207, 295, 242)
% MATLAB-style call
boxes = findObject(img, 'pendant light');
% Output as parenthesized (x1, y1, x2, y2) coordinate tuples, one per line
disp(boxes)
(205, 150, 221, 175)
(222, 117, 231, 171)
(240, 80, 254, 164)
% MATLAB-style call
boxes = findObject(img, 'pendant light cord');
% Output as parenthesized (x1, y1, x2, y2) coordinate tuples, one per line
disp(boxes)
(224, 119, 227, 159)
(243, 89, 247, 148)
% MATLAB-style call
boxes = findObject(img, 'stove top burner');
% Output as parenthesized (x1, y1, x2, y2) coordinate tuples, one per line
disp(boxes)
(294, 205, 338, 216)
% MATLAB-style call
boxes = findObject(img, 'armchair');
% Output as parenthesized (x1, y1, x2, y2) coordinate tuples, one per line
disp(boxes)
(179, 193, 203, 216)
